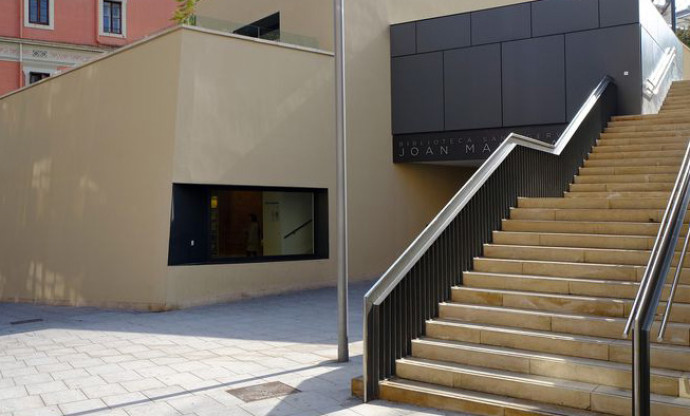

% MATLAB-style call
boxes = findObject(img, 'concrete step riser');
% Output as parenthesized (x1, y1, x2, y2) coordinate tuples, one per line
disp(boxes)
(492, 230, 676, 250)
(597, 137, 690, 146)
(570, 183, 674, 192)
(588, 151, 681, 161)
(564, 191, 672, 199)
(584, 158, 683, 168)
(605, 124, 690, 133)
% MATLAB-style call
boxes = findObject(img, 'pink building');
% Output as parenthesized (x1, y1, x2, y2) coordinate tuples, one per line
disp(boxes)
(0, 0, 178, 96)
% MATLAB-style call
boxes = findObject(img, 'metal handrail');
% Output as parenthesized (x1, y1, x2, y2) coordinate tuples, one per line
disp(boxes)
(623, 140, 690, 416)
(362, 75, 613, 402)
(643, 47, 677, 99)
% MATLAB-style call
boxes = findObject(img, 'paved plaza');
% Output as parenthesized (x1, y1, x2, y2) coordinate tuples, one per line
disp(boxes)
(0, 282, 464, 416)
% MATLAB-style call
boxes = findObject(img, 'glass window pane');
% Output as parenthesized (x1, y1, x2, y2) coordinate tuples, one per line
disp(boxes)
(29, 0, 38, 23)
(113, 17, 121, 34)
(39, 0, 48, 23)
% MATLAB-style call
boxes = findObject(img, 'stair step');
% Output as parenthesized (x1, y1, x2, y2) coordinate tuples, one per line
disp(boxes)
(584, 157, 683, 168)
(574, 173, 676, 183)
(378, 378, 602, 416)
(452, 286, 690, 323)
(410, 338, 686, 397)
(395, 358, 690, 415)
(492, 230, 690, 251)
(462, 271, 690, 302)
(570, 183, 674, 192)
(564, 191, 672, 199)
(472, 257, 690, 283)
(600, 131, 690, 139)
(501, 219, 668, 235)
(438, 303, 690, 345)
(483, 244, 690, 267)
(517, 197, 670, 209)
(605, 124, 690, 133)
(589, 150, 681, 161)
(579, 166, 680, 175)
(509, 207, 672, 222)
(424, 319, 690, 371)
(493, 230, 654, 249)
(608, 115, 690, 125)
(597, 136, 690, 146)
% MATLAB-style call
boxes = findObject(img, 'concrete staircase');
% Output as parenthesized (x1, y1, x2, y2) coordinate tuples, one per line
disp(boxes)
(376, 81, 690, 415)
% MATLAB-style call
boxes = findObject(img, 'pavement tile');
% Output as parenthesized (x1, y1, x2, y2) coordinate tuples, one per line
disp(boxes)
(81, 382, 129, 399)
(58, 399, 108, 415)
(41, 389, 88, 406)
(0, 395, 44, 413)
(26, 380, 68, 395)
(102, 391, 150, 408)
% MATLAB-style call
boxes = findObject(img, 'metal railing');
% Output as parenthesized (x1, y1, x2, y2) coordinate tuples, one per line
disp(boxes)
(362, 76, 618, 401)
(623, 141, 690, 416)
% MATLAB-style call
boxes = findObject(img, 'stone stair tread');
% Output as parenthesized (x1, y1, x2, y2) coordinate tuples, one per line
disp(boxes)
(398, 356, 599, 392)
(412, 337, 686, 379)
(429, 318, 688, 354)
(454, 285, 629, 305)
(379, 378, 607, 416)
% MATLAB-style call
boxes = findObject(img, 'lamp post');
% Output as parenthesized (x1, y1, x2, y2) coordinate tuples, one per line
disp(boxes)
(335, 0, 349, 363)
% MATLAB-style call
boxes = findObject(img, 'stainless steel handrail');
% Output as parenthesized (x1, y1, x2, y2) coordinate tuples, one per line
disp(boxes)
(658, 216, 690, 340)
(623, 140, 690, 416)
(362, 75, 613, 402)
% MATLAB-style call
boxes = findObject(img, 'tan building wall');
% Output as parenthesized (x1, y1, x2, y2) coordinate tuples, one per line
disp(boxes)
(0, 31, 183, 309)
(195, 0, 532, 282)
(684, 44, 690, 80)
(166, 29, 337, 307)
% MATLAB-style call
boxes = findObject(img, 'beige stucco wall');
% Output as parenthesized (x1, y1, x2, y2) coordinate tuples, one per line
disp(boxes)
(166, 29, 336, 307)
(0, 31, 182, 309)
(195, 0, 334, 51)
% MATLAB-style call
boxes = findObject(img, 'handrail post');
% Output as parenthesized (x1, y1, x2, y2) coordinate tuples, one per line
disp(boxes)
(633, 318, 651, 416)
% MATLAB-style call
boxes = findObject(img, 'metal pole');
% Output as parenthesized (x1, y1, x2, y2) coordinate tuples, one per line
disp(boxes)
(672, 0, 677, 32)
(335, 0, 349, 363)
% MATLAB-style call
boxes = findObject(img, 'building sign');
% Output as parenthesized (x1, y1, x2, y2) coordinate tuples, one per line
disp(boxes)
(393, 124, 567, 163)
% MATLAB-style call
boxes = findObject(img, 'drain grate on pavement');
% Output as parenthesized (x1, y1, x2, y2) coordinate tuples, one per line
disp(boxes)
(226, 381, 300, 403)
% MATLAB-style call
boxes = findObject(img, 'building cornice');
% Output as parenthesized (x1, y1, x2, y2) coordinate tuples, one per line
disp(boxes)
(0, 36, 113, 54)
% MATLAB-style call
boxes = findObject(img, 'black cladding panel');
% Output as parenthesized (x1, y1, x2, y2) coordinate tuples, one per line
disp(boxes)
(390, 23, 416, 57)
(532, 0, 599, 37)
(471, 3, 531, 45)
(391, 52, 445, 135)
(502, 35, 566, 126)
(566, 24, 641, 118)
(444, 44, 502, 131)
(416, 14, 471, 53)
(599, 0, 640, 27)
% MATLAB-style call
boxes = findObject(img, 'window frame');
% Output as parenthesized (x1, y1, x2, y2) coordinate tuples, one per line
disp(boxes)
(168, 184, 329, 266)
(98, 0, 127, 38)
(24, 0, 54, 30)
(28, 71, 50, 84)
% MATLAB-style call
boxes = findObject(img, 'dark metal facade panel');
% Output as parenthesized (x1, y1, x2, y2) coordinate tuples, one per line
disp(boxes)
(391, 53, 445, 135)
(390, 23, 416, 57)
(444, 44, 502, 131)
(566, 24, 641, 118)
(416, 14, 471, 53)
(502, 35, 566, 127)
(599, 0, 639, 27)
(531, 0, 600, 37)
(471, 3, 531, 46)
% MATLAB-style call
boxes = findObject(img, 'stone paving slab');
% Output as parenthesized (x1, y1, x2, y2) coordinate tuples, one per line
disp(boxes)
(0, 282, 467, 416)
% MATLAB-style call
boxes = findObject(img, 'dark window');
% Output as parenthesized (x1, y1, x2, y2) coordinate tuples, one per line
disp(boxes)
(28, 0, 49, 25)
(103, 0, 123, 35)
(28, 72, 49, 84)
(168, 184, 328, 266)
(234, 12, 280, 41)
